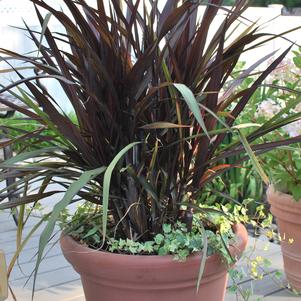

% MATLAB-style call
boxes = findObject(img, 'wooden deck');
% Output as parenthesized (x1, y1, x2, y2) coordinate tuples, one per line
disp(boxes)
(0, 211, 300, 301)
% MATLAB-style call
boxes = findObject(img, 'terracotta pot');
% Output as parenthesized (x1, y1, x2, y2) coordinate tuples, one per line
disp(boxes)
(267, 185, 301, 292)
(60, 224, 247, 301)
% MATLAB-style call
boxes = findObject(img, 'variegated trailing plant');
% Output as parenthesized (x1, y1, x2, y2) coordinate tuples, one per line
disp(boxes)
(0, 0, 301, 297)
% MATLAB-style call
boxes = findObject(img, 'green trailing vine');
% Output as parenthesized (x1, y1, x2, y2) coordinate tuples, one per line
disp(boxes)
(60, 201, 272, 265)
(107, 222, 235, 262)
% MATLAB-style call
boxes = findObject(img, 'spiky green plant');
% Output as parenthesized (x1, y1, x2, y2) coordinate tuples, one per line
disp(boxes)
(0, 0, 301, 292)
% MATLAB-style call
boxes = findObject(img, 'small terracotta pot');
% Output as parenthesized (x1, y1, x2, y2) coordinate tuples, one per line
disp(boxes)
(267, 185, 301, 291)
(60, 224, 247, 301)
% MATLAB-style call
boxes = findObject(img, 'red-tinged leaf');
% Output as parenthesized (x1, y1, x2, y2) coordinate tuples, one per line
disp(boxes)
(217, 111, 235, 119)
(158, 0, 177, 34)
(219, 50, 277, 105)
(211, 135, 301, 166)
(63, 0, 99, 49)
(0, 97, 40, 121)
(192, 19, 226, 184)
(187, 0, 222, 75)
(158, 2, 193, 40)
(0, 191, 63, 209)
(210, 45, 292, 158)
(231, 46, 292, 120)
(199, 164, 233, 186)
(33, 4, 88, 127)
(0, 127, 49, 149)
(0, 74, 74, 92)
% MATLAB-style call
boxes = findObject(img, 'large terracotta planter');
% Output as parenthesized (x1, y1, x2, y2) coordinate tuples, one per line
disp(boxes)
(267, 185, 301, 292)
(60, 224, 247, 301)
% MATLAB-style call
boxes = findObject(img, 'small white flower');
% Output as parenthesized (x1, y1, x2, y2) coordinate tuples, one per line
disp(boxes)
(283, 120, 301, 137)
(255, 99, 282, 119)
(294, 102, 301, 113)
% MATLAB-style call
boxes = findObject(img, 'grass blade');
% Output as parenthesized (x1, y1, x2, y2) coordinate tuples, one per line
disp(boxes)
(33, 166, 106, 298)
(38, 12, 52, 56)
(173, 83, 210, 139)
(237, 129, 269, 185)
(196, 221, 208, 292)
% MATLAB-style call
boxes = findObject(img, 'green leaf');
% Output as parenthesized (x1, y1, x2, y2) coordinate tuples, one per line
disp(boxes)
(291, 186, 301, 201)
(7, 213, 51, 278)
(274, 271, 283, 279)
(154, 233, 164, 245)
(293, 56, 301, 69)
(101, 142, 141, 246)
(263, 258, 272, 268)
(158, 246, 168, 256)
(143, 241, 154, 253)
(232, 123, 262, 129)
(163, 224, 172, 234)
(0, 147, 62, 166)
(33, 166, 106, 297)
(196, 221, 208, 292)
(38, 12, 52, 56)
(198, 102, 232, 132)
(173, 83, 210, 139)
(237, 129, 269, 185)
(140, 122, 191, 129)
(17, 87, 72, 147)
(82, 226, 99, 239)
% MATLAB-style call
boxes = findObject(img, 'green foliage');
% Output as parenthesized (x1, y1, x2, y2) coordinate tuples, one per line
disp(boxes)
(0, 112, 77, 152)
(199, 62, 265, 215)
(64, 203, 239, 263)
(63, 201, 272, 266)
(109, 222, 234, 261)
(59, 202, 103, 247)
(243, 48, 301, 201)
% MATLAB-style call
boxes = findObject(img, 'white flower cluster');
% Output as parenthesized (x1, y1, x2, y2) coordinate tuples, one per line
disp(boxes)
(282, 103, 301, 138)
(266, 58, 301, 85)
(282, 120, 301, 138)
(255, 99, 301, 138)
(255, 99, 282, 119)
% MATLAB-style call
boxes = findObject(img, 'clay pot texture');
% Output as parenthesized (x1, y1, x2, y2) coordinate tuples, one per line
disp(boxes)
(267, 185, 301, 292)
(60, 224, 247, 301)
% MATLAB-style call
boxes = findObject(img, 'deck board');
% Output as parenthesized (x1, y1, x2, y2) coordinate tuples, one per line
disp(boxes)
(264, 289, 301, 300)
(0, 211, 300, 301)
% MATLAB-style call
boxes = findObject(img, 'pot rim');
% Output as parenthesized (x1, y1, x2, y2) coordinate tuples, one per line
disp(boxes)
(267, 185, 301, 206)
(267, 184, 301, 223)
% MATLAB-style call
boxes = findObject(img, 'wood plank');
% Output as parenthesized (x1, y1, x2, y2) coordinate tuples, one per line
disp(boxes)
(5, 243, 62, 265)
(10, 265, 80, 292)
(228, 236, 282, 288)
(226, 238, 286, 301)
(0, 187, 86, 301)
(0, 212, 50, 234)
(264, 289, 301, 300)
(62, 295, 85, 301)
(245, 235, 281, 256)
(242, 272, 286, 295)
(9, 253, 72, 281)
(226, 268, 288, 301)
(6, 279, 84, 301)
(0, 231, 60, 254)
